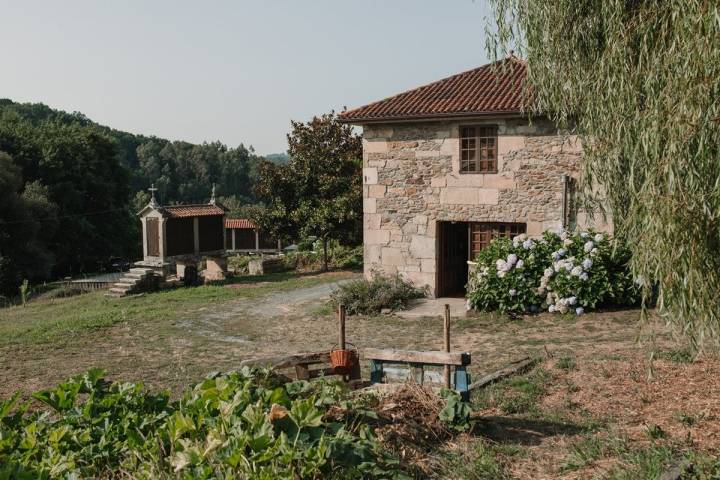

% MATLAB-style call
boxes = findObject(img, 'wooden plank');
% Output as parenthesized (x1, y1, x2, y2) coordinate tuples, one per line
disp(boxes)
(240, 351, 331, 369)
(362, 348, 470, 366)
(410, 363, 424, 385)
(444, 304, 451, 388)
(468, 357, 540, 391)
(295, 364, 310, 380)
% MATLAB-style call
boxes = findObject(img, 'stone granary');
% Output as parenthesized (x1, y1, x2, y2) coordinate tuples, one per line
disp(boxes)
(225, 218, 282, 253)
(136, 185, 227, 282)
(339, 57, 609, 297)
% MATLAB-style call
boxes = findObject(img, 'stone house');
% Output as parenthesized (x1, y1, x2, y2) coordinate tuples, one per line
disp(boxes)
(339, 58, 609, 297)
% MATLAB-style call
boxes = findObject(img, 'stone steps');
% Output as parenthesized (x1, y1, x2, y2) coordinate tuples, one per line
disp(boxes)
(105, 269, 157, 298)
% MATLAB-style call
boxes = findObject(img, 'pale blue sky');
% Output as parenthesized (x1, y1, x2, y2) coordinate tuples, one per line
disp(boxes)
(0, 1, 494, 154)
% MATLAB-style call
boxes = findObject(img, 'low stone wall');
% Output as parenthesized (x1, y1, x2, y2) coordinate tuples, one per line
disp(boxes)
(248, 257, 285, 275)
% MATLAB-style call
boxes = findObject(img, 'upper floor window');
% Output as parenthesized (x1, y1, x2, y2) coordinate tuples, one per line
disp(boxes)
(460, 125, 497, 173)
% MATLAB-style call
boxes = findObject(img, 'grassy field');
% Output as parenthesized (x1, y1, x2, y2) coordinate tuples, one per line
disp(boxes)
(1, 269, 718, 478)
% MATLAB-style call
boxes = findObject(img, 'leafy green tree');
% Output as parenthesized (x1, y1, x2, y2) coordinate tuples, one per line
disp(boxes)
(0, 152, 58, 296)
(255, 112, 362, 270)
(488, 0, 720, 346)
(0, 113, 135, 277)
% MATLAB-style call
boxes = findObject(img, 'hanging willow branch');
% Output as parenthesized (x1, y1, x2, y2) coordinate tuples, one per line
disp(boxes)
(487, 0, 720, 347)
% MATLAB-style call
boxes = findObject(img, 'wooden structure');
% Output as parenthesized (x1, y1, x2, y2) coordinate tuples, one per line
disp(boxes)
(364, 348, 471, 400)
(239, 306, 360, 382)
(136, 185, 227, 275)
(225, 218, 281, 253)
(364, 304, 471, 399)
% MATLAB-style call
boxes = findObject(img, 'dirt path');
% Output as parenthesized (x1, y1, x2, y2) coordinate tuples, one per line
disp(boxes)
(176, 278, 354, 343)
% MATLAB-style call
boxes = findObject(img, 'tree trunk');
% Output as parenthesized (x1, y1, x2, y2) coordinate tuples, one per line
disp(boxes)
(322, 237, 329, 272)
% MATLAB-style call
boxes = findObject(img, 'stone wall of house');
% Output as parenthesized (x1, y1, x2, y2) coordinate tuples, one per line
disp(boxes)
(361, 117, 610, 296)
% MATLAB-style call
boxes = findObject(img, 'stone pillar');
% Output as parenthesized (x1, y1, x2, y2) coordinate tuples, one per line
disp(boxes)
(277, 238, 282, 252)
(232, 229, 236, 251)
(141, 217, 148, 259)
(159, 218, 167, 261)
(255, 229, 260, 252)
(193, 217, 200, 255)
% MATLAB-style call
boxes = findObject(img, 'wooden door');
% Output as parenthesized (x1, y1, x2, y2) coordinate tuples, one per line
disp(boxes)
(146, 217, 160, 256)
(437, 222, 469, 297)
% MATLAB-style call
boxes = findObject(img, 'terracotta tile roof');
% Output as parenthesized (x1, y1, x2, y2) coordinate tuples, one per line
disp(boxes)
(338, 58, 529, 123)
(163, 204, 225, 218)
(225, 218, 256, 229)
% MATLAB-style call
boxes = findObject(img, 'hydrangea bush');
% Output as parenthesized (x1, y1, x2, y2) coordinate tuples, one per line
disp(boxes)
(466, 229, 640, 315)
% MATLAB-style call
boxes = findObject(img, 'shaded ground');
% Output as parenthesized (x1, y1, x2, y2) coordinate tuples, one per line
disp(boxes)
(2, 269, 715, 478)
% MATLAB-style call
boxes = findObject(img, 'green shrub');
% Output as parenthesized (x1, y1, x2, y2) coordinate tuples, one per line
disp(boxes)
(228, 254, 254, 274)
(283, 243, 363, 272)
(466, 229, 640, 315)
(329, 273, 426, 315)
(0, 368, 405, 479)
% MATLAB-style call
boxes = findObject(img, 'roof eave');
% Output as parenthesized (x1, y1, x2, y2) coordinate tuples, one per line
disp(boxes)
(338, 110, 532, 125)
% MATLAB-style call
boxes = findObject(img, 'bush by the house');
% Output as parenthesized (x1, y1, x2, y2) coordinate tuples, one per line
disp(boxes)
(466, 229, 640, 316)
(0, 368, 405, 479)
(329, 273, 426, 315)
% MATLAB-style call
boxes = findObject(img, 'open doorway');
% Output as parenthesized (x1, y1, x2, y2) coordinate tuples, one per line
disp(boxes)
(437, 221, 528, 297)
(437, 221, 469, 297)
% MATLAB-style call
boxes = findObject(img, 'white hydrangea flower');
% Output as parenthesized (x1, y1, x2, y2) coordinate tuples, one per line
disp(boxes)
(594, 233, 604, 243)
(522, 239, 534, 249)
(582, 258, 593, 270)
(563, 238, 573, 247)
(496, 259, 506, 270)
(580, 232, 589, 238)
(567, 296, 577, 305)
(590, 248, 598, 256)
(571, 266, 583, 276)
(507, 253, 518, 266)
(509, 289, 517, 296)
(548, 305, 556, 313)
(559, 248, 567, 256)
(497, 270, 506, 278)
(544, 267, 554, 278)
(579, 272, 589, 281)
(584, 241, 594, 252)
(576, 307, 585, 315)
(515, 259, 524, 269)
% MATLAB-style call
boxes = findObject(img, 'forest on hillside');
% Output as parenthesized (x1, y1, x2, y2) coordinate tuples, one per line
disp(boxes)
(0, 99, 286, 295)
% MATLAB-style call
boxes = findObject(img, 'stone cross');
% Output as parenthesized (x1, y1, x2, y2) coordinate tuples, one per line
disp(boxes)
(148, 183, 158, 207)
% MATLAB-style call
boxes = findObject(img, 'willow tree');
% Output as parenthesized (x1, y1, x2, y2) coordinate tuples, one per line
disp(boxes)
(487, 0, 720, 346)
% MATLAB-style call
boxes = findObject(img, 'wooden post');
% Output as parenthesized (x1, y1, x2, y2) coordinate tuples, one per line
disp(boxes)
(444, 303, 451, 389)
(338, 304, 346, 350)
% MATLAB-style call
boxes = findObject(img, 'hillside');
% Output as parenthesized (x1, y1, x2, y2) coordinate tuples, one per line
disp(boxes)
(0, 99, 272, 293)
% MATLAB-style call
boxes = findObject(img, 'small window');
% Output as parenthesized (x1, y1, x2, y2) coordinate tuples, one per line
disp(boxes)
(470, 222, 526, 259)
(460, 125, 498, 173)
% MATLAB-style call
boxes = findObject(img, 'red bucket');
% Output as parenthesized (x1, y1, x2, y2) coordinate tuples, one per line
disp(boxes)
(330, 343, 358, 375)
